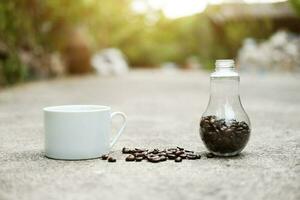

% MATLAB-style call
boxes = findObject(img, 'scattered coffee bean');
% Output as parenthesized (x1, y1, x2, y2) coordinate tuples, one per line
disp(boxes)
(184, 150, 194, 154)
(101, 154, 109, 160)
(146, 154, 155, 159)
(195, 154, 201, 159)
(175, 157, 182, 162)
(158, 152, 167, 157)
(108, 157, 116, 162)
(187, 154, 197, 160)
(175, 151, 184, 156)
(200, 116, 250, 155)
(135, 157, 143, 162)
(134, 152, 145, 158)
(135, 148, 147, 153)
(167, 148, 177, 153)
(160, 156, 167, 162)
(122, 147, 132, 154)
(148, 155, 161, 163)
(206, 153, 214, 158)
(153, 149, 160, 153)
(180, 154, 187, 159)
(177, 147, 184, 151)
(167, 153, 176, 160)
(125, 154, 135, 161)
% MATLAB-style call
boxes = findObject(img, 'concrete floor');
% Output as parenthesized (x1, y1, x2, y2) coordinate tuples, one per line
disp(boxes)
(0, 70, 299, 200)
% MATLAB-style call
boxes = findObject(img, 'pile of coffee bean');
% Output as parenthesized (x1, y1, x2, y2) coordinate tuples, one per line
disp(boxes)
(122, 147, 201, 163)
(101, 147, 216, 163)
(200, 115, 250, 155)
(100, 154, 116, 162)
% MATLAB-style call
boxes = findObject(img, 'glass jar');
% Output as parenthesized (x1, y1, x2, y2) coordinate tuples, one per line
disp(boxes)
(200, 59, 251, 156)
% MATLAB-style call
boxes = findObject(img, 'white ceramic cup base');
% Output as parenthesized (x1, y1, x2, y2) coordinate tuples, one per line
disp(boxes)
(44, 105, 127, 160)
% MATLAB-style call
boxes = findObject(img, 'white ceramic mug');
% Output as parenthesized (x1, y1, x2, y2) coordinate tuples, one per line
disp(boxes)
(44, 105, 127, 160)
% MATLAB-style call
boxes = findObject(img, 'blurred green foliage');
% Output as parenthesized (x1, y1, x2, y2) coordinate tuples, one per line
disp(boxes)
(290, 0, 300, 15)
(0, 0, 298, 85)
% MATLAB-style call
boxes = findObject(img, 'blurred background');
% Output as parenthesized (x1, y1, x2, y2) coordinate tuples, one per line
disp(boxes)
(0, 0, 300, 86)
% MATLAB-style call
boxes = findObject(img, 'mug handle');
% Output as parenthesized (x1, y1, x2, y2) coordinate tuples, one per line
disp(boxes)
(110, 112, 127, 148)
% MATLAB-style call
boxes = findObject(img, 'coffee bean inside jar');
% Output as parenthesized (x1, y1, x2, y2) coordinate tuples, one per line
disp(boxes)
(200, 115, 250, 156)
(199, 60, 251, 156)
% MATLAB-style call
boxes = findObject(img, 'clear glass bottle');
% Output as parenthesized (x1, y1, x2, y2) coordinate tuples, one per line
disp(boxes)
(200, 59, 251, 156)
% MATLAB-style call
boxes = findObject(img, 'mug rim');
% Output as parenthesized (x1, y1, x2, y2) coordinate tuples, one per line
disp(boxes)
(43, 105, 111, 113)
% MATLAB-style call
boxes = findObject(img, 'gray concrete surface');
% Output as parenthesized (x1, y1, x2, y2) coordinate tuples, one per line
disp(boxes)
(0, 70, 299, 200)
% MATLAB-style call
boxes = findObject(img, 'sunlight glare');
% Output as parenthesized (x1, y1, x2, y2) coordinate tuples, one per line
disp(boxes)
(163, 0, 208, 19)
(131, 0, 288, 19)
